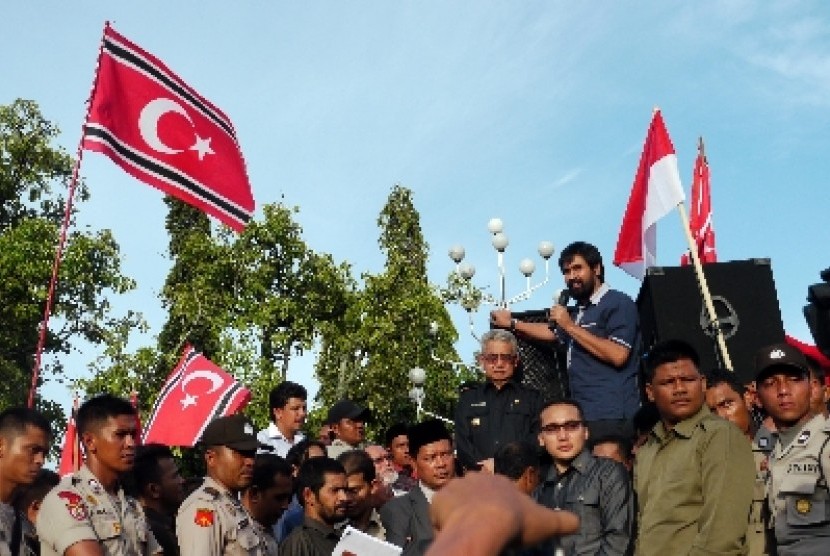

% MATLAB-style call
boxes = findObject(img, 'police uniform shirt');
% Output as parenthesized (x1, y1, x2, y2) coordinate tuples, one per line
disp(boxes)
(251, 521, 278, 556)
(176, 476, 264, 556)
(36, 465, 161, 556)
(766, 413, 830, 554)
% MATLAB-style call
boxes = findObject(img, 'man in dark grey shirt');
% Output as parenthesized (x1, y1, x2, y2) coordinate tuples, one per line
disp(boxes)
(535, 400, 633, 555)
(280, 457, 350, 556)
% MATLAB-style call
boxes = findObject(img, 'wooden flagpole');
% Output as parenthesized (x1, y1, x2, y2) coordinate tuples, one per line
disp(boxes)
(676, 139, 733, 370)
(28, 23, 110, 408)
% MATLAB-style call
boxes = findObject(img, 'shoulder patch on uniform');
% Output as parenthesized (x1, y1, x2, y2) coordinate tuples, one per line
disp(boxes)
(57, 491, 88, 521)
(194, 508, 214, 527)
(796, 430, 811, 445)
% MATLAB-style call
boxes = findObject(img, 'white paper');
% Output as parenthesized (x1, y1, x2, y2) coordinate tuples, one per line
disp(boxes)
(332, 525, 402, 555)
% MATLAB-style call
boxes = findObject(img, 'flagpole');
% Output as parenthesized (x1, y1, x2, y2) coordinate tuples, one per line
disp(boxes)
(27, 23, 110, 408)
(677, 201, 733, 370)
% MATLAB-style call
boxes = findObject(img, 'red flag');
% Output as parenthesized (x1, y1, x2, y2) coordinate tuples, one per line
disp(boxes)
(82, 24, 255, 231)
(613, 109, 686, 280)
(681, 140, 717, 265)
(142, 346, 251, 447)
(58, 397, 81, 476)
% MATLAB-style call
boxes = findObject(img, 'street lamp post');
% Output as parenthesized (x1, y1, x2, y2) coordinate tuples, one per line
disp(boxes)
(408, 366, 453, 425)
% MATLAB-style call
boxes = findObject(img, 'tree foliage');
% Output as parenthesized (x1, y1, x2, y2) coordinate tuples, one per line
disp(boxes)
(0, 99, 135, 430)
(315, 185, 474, 437)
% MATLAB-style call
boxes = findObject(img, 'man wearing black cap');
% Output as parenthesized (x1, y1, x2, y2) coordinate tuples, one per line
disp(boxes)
(755, 342, 830, 555)
(177, 414, 271, 556)
(325, 400, 371, 459)
(380, 419, 455, 556)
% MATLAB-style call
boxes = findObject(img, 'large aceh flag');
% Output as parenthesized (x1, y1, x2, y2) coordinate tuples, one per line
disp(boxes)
(613, 109, 686, 279)
(82, 24, 255, 231)
(142, 346, 251, 447)
(680, 144, 717, 265)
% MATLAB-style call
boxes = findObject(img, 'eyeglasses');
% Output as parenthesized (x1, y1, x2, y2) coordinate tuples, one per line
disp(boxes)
(481, 353, 517, 364)
(540, 420, 583, 434)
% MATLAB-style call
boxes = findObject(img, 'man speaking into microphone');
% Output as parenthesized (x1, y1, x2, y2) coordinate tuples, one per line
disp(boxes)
(492, 241, 641, 440)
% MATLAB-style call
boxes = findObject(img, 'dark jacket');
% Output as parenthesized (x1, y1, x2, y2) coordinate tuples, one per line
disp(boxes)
(453, 380, 542, 470)
(535, 450, 633, 555)
(379, 485, 433, 556)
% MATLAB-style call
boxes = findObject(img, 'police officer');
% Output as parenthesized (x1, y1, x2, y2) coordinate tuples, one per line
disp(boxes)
(755, 342, 830, 555)
(37, 394, 161, 556)
(177, 414, 273, 556)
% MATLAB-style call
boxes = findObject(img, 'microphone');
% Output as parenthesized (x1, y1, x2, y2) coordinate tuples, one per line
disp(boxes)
(549, 289, 570, 332)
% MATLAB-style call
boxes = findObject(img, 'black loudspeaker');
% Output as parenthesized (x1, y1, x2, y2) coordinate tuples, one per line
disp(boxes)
(510, 310, 569, 402)
(637, 258, 785, 384)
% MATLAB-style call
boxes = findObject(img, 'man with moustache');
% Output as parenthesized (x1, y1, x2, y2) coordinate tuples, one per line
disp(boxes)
(704, 368, 768, 556)
(0, 408, 51, 556)
(755, 342, 830, 555)
(177, 414, 265, 556)
(257, 381, 308, 458)
(454, 329, 542, 473)
(38, 394, 162, 556)
(337, 450, 385, 540)
(492, 241, 641, 439)
(280, 458, 351, 556)
(380, 419, 455, 556)
(635, 340, 754, 556)
(535, 400, 633, 555)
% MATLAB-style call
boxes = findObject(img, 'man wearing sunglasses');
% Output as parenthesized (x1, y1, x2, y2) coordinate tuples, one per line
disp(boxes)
(535, 400, 634, 555)
(454, 329, 543, 472)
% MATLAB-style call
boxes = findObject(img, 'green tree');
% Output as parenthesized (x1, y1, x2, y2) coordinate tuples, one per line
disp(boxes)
(316, 185, 472, 436)
(0, 99, 135, 427)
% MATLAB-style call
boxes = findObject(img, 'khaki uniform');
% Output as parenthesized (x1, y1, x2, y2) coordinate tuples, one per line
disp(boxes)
(634, 405, 755, 556)
(176, 476, 270, 556)
(36, 465, 161, 556)
(766, 414, 830, 555)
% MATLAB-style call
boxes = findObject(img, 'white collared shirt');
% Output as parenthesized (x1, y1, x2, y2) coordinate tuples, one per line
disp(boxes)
(257, 423, 305, 457)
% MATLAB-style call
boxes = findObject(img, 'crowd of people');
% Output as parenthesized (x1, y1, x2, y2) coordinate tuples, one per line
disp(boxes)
(1, 240, 829, 556)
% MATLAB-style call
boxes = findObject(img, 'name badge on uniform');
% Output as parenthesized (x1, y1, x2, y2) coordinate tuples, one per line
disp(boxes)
(796, 430, 811, 445)
(470, 402, 486, 407)
(758, 437, 769, 449)
(471, 418, 481, 426)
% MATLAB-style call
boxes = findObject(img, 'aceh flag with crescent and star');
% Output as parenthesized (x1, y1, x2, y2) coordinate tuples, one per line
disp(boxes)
(141, 345, 251, 447)
(680, 141, 717, 265)
(613, 109, 686, 280)
(82, 23, 255, 231)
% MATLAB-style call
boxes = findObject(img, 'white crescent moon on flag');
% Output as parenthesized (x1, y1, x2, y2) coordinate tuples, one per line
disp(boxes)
(138, 98, 193, 155)
(181, 369, 225, 394)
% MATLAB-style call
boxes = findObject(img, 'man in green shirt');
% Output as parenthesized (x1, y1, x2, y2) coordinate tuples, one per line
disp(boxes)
(634, 340, 754, 556)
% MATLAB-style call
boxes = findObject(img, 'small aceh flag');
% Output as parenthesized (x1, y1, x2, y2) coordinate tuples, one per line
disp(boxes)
(82, 23, 255, 231)
(681, 139, 717, 265)
(142, 345, 251, 447)
(613, 109, 686, 280)
(58, 397, 81, 476)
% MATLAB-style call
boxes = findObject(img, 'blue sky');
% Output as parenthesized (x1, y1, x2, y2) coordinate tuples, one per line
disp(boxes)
(4, 2, 829, 413)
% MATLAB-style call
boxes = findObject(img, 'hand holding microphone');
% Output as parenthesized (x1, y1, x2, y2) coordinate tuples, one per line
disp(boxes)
(548, 289, 572, 331)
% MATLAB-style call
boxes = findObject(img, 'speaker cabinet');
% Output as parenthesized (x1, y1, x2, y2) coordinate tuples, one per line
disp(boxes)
(637, 259, 785, 384)
(508, 309, 569, 402)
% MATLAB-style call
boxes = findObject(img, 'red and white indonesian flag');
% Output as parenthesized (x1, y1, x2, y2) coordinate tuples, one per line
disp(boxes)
(142, 345, 251, 447)
(82, 24, 255, 231)
(681, 147, 717, 265)
(613, 109, 686, 280)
